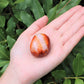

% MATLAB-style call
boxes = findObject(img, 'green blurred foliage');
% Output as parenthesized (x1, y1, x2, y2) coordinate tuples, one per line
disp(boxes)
(0, 0, 84, 84)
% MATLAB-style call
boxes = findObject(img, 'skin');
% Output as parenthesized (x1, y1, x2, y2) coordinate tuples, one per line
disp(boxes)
(0, 5, 84, 84)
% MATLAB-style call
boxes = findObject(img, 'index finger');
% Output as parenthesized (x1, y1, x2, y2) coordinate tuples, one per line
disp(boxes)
(47, 5, 82, 30)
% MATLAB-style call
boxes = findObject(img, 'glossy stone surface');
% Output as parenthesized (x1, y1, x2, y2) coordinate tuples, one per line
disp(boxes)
(30, 33, 50, 57)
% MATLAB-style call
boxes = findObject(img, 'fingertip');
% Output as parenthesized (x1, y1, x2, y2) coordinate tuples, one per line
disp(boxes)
(73, 5, 82, 9)
(75, 5, 82, 8)
(39, 15, 48, 24)
(42, 15, 49, 25)
(37, 15, 48, 22)
(69, 5, 82, 12)
(34, 15, 48, 28)
(43, 15, 49, 21)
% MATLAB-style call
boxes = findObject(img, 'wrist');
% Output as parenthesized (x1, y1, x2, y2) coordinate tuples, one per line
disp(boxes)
(0, 62, 21, 84)
(0, 61, 35, 84)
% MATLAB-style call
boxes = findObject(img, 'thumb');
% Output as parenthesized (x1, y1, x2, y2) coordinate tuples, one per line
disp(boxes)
(25, 15, 48, 35)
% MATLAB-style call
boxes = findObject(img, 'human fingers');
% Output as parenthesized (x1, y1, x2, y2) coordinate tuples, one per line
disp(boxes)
(61, 15, 84, 45)
(24, 15, 48, 36)
(47, 5, 82, 30)
(58, 7, 84, 34)
(43, 27, 84, 69)
(63, 27, 84, 56)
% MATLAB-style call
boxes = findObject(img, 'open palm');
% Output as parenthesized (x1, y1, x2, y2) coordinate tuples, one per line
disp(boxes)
(10, 5, 84, 84)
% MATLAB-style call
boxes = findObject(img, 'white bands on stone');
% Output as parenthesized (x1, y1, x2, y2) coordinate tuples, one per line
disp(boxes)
(30, 33, 50, 57)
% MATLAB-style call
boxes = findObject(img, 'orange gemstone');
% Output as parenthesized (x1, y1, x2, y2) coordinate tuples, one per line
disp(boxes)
(30, 33, 50, 57)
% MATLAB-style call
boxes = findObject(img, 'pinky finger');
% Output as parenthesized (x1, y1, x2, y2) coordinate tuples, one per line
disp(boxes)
(63, 27, 84, 55)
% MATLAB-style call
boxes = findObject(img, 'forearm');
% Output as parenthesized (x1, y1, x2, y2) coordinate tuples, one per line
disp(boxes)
(0, 63, 20, 84)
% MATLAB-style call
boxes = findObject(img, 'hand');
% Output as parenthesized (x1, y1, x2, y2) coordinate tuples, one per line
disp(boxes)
(1, 5, 84, 84)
